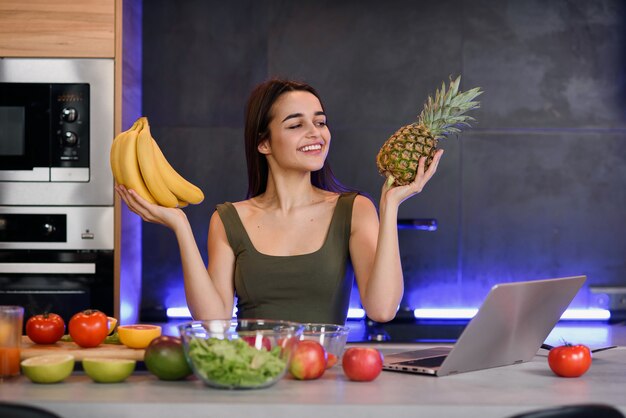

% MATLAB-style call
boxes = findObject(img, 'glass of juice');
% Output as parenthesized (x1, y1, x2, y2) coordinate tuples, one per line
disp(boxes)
(0, 305, 24, 379)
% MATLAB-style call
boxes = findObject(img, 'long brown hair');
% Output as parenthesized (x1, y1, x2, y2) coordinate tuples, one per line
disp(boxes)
(244, 79, 353, 198)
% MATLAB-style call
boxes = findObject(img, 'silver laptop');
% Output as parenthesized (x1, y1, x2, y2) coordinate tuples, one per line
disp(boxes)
(383, 275, 586, 376)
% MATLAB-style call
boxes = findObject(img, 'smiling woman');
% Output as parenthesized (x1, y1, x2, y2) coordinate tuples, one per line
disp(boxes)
(116, 78, 444, 326)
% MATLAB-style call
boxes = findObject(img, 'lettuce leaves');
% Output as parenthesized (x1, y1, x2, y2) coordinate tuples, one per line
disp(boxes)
(187, 337, 286, 388)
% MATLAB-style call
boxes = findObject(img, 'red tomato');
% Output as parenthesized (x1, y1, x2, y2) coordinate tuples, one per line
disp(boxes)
(25, 313, 65, 345)
(68, 310, 109, 348)
(289, 340, 327, 380)
(547, 344, 592, 378)
(342, 347, 384, 381)
(241, 335, 272, 351)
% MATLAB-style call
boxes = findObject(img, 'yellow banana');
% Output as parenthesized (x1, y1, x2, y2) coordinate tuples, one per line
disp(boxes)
(150, 133, 204, 205)
(117, 121, 157, 204)
(110, 119, 143, 186)
(136, 121, 179, 208)
(110, 130, 126, 186)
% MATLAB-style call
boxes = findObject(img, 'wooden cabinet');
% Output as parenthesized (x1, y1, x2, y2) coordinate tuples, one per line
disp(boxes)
(0, 0, 115, 58)
(0, 0, 139, 323)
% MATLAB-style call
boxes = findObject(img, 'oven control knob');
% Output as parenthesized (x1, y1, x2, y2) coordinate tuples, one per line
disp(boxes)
(43, 223, 56, 236)
(61, 107, 78, 122)
(63, 131, 78, 146)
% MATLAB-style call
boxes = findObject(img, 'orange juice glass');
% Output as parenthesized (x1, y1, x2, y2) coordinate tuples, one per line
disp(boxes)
(0, 305, 24, 378)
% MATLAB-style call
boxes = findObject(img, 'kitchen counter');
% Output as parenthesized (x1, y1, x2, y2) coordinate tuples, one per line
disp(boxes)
(2, 343, 626, 418)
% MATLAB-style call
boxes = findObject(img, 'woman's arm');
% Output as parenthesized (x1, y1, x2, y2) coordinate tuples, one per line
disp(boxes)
(115, 186, 234, 319)
(349, 150, 444, 322)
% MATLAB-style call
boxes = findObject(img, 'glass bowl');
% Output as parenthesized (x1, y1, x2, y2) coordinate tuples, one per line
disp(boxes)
(299, 323, 350, 367)
(178, 319, 304, 389)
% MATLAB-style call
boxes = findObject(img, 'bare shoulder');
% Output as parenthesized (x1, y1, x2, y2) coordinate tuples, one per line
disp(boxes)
(209, 209, 225, 232)
(351, 194, 378, 233)
(231, 198, 258, 218)
(352, 194, 377, 216)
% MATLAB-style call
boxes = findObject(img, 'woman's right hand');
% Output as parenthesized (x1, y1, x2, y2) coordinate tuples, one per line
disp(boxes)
(115, 185, 188, 231)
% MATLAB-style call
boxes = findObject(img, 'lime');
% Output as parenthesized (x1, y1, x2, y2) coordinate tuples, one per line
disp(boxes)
(21, 354, 75, 384)
(82, 358, 136, 383)
(117, 324, 161, 349)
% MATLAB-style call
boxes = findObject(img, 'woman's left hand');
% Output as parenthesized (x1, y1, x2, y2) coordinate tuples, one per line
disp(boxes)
(381, 149, 444, 207)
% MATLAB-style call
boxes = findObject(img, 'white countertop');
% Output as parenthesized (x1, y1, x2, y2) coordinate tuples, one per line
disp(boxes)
(2, 343, 626, 418)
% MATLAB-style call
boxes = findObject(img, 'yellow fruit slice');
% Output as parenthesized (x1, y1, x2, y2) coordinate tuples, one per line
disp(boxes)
(117, 324, 162, 349)
(21, 354, 75, 384)
(82, 358, 136, 383)
(107, 316, 118, 335)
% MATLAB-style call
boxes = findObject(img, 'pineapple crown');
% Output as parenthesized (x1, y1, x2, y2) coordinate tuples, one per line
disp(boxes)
(417, 75, 483, 140)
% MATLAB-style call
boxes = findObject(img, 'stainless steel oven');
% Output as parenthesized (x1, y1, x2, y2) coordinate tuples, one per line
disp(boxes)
(0, 58, 115, 325)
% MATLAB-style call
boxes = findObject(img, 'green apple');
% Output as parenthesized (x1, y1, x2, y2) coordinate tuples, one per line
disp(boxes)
(21, 354, 75, 384)
(82, 358, 136, 383)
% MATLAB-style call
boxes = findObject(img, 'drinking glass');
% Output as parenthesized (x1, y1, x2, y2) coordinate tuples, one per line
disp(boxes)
(0, 305, 24, 378)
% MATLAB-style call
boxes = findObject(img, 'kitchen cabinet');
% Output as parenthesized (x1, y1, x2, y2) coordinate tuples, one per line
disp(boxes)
(0, 0, 115, 58)
(0, 0, 140, 324)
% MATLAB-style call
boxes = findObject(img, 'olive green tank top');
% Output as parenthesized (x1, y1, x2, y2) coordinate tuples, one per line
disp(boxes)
(216, 192, 358, 325)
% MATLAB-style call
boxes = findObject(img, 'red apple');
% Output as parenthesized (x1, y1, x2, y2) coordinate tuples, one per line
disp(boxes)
(289, 340, 327, 380)
(326, 353, 338, 369)
(342, 347, 384, 381)
(241, 335, 272, 351)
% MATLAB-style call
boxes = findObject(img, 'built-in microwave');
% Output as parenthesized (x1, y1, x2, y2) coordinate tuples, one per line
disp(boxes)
(0, 58, 114, 206)
(0, 82, 90, 182)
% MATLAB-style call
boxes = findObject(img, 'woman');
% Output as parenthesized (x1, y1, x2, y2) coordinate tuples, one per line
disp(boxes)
(117, 79, 443, 325)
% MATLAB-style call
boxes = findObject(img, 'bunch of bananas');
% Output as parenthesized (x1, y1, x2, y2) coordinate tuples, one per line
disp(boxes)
(110, 117, 204, 208)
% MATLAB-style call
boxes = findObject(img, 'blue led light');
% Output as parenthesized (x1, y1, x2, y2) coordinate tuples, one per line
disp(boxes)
(166, 306, 366, 320)
(413, 308, 610, 321)
(166, 306, 239, 319)
(166, 306, 608, 321)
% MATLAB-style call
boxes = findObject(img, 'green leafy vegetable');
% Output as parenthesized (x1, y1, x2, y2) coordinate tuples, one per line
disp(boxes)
(187, 337, 286, 388)
(59, 332, 121, 345)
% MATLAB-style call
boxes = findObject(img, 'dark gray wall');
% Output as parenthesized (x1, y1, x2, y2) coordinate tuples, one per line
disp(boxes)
(140, 0, 626, 315)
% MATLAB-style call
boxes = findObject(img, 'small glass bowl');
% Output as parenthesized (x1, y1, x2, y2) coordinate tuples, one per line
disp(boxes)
(178, 319, 304, 389)
(299, 323, 350, 367)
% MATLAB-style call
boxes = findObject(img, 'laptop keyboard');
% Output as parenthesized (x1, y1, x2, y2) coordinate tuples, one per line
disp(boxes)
(396, 355, 447, 368)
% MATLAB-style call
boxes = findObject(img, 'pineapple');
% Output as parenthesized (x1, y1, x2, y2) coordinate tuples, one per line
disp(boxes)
(376, 76, 483, 186)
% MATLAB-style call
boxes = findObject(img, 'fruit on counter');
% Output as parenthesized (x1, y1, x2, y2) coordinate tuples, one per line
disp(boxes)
(21, 354, 75, 384)
(82, 358, 136, 383)
(107, 316, 118, 335)
(110, 116, 204, 207)
(242, 335, 272, 351)
(288, 340, 327, 380)
(144, 336, 192, 381)
(341, 347, 384, 382)
(68, 310, 109, 348)
(117, 324, 162, 349)
(376, 76, 483, 186)
(547, 343, 592, 378)
(25, 313, 65, 345)
(326, 353, 338, 369)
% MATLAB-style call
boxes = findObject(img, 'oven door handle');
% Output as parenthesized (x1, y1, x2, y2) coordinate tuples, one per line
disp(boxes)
(0, 263, 96, 274)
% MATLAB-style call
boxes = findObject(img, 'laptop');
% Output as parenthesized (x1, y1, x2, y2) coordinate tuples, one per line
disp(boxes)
(383, 275, 586, 376)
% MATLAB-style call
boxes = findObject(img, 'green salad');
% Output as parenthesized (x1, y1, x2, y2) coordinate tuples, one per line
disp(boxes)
(187, 337, 286, 388)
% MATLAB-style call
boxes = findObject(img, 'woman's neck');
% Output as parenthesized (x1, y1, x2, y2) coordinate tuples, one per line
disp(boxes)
(256, 170, 323, 212)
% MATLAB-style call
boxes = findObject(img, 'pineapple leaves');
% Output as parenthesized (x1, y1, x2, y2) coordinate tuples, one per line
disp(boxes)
(417, 75, 483, 139)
